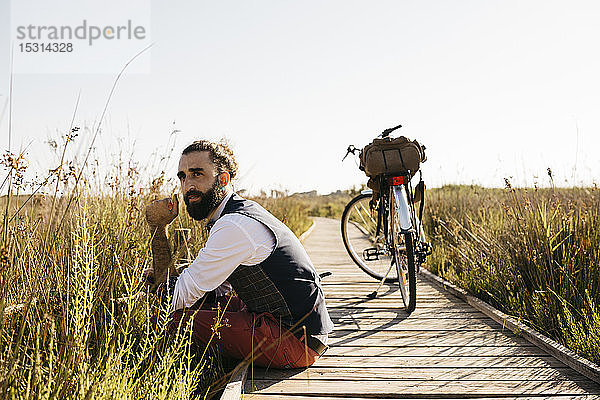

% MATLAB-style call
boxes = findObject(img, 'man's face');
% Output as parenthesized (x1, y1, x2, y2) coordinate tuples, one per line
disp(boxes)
(177, 151, 227, 221)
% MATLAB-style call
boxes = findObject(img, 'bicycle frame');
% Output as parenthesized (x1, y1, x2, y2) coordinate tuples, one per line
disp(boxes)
(391, 185, 412, 233)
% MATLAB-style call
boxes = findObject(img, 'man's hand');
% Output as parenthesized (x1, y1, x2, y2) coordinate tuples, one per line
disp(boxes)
(146, 194, 179, 227)
(145, 194, 179, 293)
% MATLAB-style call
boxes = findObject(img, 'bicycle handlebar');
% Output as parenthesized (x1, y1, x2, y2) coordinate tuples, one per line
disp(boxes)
(381, 123, 402, 138)
(342, 145, 359, 161)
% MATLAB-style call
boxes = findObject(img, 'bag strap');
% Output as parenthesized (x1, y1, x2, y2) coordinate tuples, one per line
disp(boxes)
(418, 171, 425, 225)
(396, 147, 407, 173)
(375, 175, 384, 237)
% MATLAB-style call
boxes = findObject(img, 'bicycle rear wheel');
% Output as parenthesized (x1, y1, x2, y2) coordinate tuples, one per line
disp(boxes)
(389, 186, 417, 313)
(341, 193, 398, 282)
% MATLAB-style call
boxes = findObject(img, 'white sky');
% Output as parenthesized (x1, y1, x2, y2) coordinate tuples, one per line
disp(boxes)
(1, 0, 599, 194)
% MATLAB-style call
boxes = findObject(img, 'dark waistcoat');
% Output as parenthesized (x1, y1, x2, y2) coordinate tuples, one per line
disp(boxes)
(220, 194, 333, 336)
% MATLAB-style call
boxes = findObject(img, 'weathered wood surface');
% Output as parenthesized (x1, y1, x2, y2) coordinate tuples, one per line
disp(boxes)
(245, 397, 600, 400)
(242, 218, 600, 399)
(420, 268, 600, 385)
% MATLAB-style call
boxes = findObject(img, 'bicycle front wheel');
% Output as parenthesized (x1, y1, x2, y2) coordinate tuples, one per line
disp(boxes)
(341, 193, 398, 282)
(389, 186, 417, 313)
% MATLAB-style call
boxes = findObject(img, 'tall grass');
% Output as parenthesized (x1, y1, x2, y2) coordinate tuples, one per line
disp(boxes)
(248, 191, 313, 237)
(423, 184, 600, 363)
(246, 188, 356, 236)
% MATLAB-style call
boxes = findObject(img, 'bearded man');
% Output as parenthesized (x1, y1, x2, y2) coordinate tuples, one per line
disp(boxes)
(144, 140, 333, 368)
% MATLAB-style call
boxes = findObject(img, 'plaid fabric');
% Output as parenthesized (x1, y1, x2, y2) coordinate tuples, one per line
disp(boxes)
(228, 264, 293, 324)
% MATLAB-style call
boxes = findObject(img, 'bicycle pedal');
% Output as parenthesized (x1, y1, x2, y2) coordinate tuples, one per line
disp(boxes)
(363, 247, 380, 261)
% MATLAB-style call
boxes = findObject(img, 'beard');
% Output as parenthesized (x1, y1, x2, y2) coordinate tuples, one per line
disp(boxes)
(184, 179, 227, 221)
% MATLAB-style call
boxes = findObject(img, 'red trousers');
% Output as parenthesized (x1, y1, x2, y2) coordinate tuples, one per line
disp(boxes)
(169, 295, 320, 369)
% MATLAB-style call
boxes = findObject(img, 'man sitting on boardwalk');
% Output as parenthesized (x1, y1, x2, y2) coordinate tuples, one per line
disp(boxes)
(144, 139, 333, 368)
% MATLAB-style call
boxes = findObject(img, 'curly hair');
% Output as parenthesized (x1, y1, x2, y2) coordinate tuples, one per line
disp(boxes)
(181, 139, 238, 179)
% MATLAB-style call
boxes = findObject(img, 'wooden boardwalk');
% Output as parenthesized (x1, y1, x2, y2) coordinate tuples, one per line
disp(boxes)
(242, 217, 600, 399)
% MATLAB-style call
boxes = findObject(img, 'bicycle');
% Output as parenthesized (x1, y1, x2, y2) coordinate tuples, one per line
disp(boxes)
(341, 124, 431, 313)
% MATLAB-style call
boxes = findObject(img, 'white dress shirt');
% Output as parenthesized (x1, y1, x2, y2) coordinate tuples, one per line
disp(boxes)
(171, 191, 276, 311)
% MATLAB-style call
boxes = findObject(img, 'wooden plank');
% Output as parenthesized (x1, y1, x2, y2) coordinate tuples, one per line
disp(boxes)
(330, 324, 504, 332)
(328, 330, 530, 346)
(244, 395, 600, 400)
(325, 290, 448, 297)
(322, 284, 457, 294)
(323, 291, 460, 298)
(325, 296, 465, 304)
(326, 296, 466, 304)
(246, 366, 590, 382)
(325, 294, 463, 302)
(331, 326, 502, 332)
(322, 282, 454, 291)
(329, 312, 486, 320)
(328, 310, 491, 319)
(328, 337, 527, 348)
(314, 356, 567, 368)
(322, 281, 460, 294)
(324, 297, 470, 305)
(325, 345, 547, 357)
(328, 306, 480, 312)
(323, 289, 450, 296)
(243, 379, 600, 396)
(325, 291, 460, 299)
(323, 287, 457, 294)
(321, 276, 424, 281)
(330, 318, 502, 331)
(327, 305, 482, 314)
(323, 290, 462, 299)
(324, 287, 441, 293)
(329, 311, 499, 321)
(324, 302, 474, 310)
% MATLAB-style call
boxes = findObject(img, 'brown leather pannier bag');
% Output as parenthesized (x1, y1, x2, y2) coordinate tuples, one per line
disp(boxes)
(360, 136, 426, 178)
